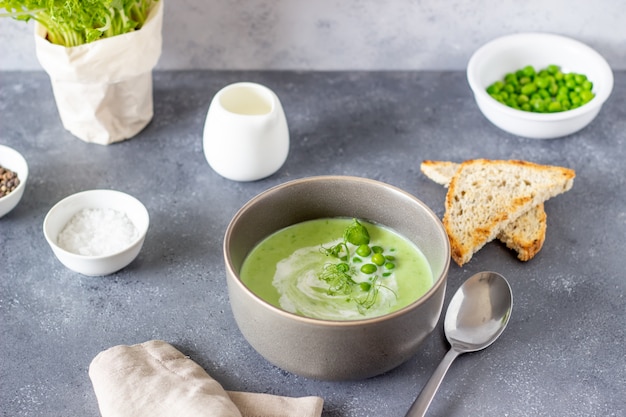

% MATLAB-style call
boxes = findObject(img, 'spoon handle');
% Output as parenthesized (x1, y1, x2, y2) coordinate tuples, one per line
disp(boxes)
(404, 348, 461, 417)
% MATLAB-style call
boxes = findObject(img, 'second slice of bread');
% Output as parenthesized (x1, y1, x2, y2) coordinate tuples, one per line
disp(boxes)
(420, 160, 547, 261)
(441, 159, 575, 266)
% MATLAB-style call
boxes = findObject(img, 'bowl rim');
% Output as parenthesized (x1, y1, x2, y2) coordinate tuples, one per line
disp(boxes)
(0, 144, 29, 202)
(224, 175, 451, 327)
(43, 189, 150, 260)
(467, 32, 614, 121)
(215, 81, 279, 116)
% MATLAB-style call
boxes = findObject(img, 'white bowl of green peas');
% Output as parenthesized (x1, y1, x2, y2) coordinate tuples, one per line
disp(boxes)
(467, 32, 613, 139)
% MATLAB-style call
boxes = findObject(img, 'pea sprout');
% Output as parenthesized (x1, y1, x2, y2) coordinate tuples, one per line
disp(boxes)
(344, 219, 370, 246)
(319, 218, 397, 314)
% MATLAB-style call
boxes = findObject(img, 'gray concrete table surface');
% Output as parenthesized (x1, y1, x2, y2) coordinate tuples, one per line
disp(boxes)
(1, 71, 624, 417)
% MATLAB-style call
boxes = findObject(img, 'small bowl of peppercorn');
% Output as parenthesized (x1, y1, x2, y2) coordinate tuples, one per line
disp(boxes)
(467, 32, 613, 139)
(0, 145, 28, 218)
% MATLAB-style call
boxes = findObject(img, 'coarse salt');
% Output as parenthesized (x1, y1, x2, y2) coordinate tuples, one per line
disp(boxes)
(57, 208, 138, 256)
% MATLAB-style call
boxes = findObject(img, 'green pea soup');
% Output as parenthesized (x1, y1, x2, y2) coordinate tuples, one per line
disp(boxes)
(240, 218, 433, 320)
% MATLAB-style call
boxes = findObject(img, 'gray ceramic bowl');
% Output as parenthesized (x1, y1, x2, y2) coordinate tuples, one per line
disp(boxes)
(224, 175, 450, 380)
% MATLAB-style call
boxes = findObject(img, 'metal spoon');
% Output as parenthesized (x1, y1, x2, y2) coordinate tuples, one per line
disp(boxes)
(405, 271, 513, 417)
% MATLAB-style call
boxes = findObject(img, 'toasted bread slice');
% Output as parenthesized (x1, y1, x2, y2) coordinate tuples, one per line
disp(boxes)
(497, 203, 547, 261)
(420, 160, 460, 187)
(442, 159, 575, 266)
(421, 160, 547, 261)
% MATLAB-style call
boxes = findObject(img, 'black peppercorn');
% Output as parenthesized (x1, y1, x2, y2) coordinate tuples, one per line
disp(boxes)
(0, 165, 20, 198)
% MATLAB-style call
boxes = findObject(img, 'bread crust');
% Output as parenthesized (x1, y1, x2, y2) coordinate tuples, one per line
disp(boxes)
(497, 203, 547, 261)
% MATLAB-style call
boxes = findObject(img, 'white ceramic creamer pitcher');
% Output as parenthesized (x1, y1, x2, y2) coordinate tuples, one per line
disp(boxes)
(203, 82, 289, 182)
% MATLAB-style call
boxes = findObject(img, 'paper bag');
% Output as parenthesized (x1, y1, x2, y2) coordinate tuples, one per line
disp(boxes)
(34, 1, 164, 145)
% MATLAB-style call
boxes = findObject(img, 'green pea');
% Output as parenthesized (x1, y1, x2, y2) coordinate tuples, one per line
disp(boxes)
(556, 92, 568, 103)
(561, 99, 571, 110)
(506, 99, 519, 109)
(382, 272, 392, 277)
(486, 81, 504, 94)
(547, 64, 560, 74)
(548, 101, 562, 112)
(371, 253, 386, 266)
(356, 244, 371, 257)
(580, 90, 594, 103)
(384, 262, 396, 270)
(352, 257, 362, 263)
(536, 76, 550, 89)
(520, 83, 536, 95)
(530, 98, 545, 112)
(359, 282, 372, 291)
(385, 255, 396, 261)
(522, 65, 536, 77)
(360, 263, 377, 274)
(504, 73, 517, 83)
(371, 246, 384, 254)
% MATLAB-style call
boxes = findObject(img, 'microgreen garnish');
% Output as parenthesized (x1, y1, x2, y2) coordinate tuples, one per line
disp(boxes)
(319, 263, 356, 297)
(321, 241, 349, 260)
(318, 218, 397, 314)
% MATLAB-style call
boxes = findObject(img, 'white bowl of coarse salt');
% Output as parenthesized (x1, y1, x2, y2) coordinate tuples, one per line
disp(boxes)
(43, 189, 149, 276)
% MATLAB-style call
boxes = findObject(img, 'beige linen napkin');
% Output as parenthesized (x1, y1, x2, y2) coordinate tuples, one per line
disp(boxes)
(89, 340, 323, 417)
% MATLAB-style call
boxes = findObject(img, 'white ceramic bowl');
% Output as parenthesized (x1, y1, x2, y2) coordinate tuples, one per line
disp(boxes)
(467, 32, 613, 139)
(0, 145, 28, 218)
(43, 190, 149, 276)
